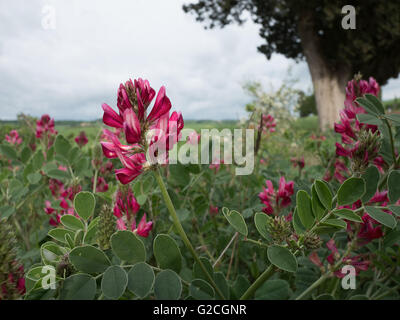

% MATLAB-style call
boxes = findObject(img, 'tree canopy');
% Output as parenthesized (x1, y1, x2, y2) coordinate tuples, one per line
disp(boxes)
(183, 0, 400, 85)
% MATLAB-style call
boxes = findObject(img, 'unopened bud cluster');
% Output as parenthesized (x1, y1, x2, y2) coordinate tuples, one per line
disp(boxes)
(97, 204, 116, 250)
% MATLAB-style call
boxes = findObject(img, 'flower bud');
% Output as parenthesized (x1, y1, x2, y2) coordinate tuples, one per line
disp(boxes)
(97, 204, 116, 250)
(267, 216, 292, 244)
(0, 219, 25, 299)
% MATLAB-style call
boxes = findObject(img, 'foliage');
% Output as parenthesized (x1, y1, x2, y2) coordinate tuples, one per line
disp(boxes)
(1, 75, 400, 301)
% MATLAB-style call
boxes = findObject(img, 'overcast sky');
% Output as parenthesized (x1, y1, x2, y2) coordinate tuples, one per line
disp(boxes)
(0, 0, 399, 121)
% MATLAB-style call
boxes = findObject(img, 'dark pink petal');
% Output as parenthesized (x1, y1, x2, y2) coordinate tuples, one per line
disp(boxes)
(102, 103, 123, 128)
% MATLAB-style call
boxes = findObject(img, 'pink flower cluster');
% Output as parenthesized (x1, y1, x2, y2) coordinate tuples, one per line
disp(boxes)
(5, 130, 22, 145)
(209, 205, 219, 217)
(101, 78, 184, 184)
(0, 264, 25, 299)
(74, 131, 88, 148)
(113, 188, 153, 237)
(334, 77, 385, 173)
(258, 177, 294, 215)
(44, 177, 82, 226)
(290, 156, 305, 169)
(36, 114, 58, 148)
(309, 239, 369, 278)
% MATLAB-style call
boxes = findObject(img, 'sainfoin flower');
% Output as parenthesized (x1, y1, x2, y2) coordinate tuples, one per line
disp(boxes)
(5, 130, 22, 145)
(36, 114, 57, 140)
(309, 239, 369, 278)
(209, 205, 219, 217)
(290, 156, 305, 169)
(258, 177, 294, 215)
(101, 78, 184, 184)
(44, 181, 82, 226)
(334, 76, 383, 177)
(113, 187, 153, 237)
(74, 131, 88, 147)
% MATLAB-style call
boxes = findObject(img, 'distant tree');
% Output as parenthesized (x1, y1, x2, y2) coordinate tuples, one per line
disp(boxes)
(183, 0, 400, 129)
(298, 93, 317, 117)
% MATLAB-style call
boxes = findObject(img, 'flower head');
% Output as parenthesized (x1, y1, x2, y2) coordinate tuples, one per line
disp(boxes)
(259, 177, 294, 215)
(101, 78, 183, 184)
(74, 131, 88, 147)
(5, 130, 22, 145)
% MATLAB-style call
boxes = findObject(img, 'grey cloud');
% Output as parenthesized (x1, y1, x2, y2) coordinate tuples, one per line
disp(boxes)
(0, 0, 397, 121)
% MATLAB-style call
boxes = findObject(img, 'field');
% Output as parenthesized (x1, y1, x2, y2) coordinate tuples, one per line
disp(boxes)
(1, 80, 400, 302)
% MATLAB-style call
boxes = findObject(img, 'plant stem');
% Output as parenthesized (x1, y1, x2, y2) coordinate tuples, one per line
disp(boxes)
(92, 169, 98, 193)
(295, 274, 329, 300)
(383, 118, 397, 165)
(240, 265, 274, 300)
(154, 168, 226, 300)
(213, 232, 238, 268)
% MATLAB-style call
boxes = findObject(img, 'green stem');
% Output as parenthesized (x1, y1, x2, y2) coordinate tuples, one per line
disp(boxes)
(92, 169, 98, 193)
(154, 168, 226, 300)
(240, 265, 275, 300)
(383, 118, 397, 165)
(295, 274, 329, 300)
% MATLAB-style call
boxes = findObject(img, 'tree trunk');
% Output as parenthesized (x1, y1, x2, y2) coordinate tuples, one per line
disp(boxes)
(298, 12, 350, 130)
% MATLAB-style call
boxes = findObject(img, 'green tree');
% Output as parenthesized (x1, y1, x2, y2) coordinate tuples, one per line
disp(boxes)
(183, 0, 400, 129)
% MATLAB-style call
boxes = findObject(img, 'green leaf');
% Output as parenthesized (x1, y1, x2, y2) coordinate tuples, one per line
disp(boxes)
(364, 94, 385, 114)
(83, 217, 99, 244)
(388, 205, 400, 217)
(365, 206, 397, 229)
(46, 169, 71, 181)
(27, 172, 42, 185)
(32, 151, 45, 171)
(60, 215, 84, 231)
(321, 218, 347, 229)
(193, 257, 214, 283)
(48, 228, 75, 244)
(254, 212, 271, 240)
(332, 209, 363, 223)
(153, 234, 182, 273)
(0, 205, 15, 219)
(296, 190, 314, 229)
(222, 208, 248, 236)
(0, 144, 17, 160)
(127, 263, 155, 298)
(337, 177, 365, 206)
(189, 279, 215, 300)
(361, 166, 380, 203)
(74, 191, 96, 220)
(136, 194, 147, 206)
(292, 208, 306, 235)
(41, 243, 67, 266)
(356, 113, 382, 126)
(255, 279, 289, 300)
(55, 135, 71, 160)
(111, 230, 146, 264)
(21, 147, 31, 163)
(384, 114, 400, 125)
(311, 185, 326, 220)
(267, 245, 297, 273)
(214, 271, 230, 299)
(101, 266, 128, 300)
(69, 245, 111, 273)
(388, 170, 400, 203)
(314, 180, 333, 209)
(60, 274, 96, 300)
(154, 270, 182, 300)
(355, 97, 381, 115)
